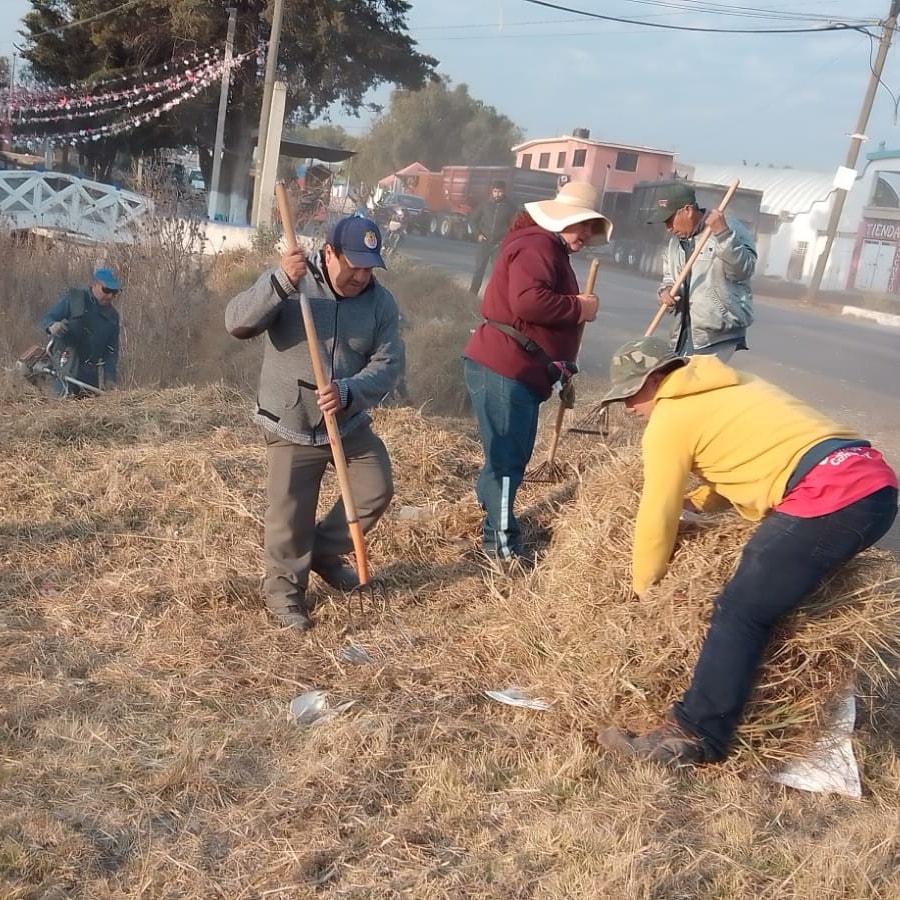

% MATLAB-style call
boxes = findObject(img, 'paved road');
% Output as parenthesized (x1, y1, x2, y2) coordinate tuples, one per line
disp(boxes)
(396, 233, 900, 556)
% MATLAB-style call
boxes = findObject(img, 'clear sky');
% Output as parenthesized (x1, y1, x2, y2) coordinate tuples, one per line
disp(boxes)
(4, 1, 900, 174)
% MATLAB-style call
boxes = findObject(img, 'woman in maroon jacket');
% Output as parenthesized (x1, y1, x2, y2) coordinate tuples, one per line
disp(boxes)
(462, 181, 613, 566)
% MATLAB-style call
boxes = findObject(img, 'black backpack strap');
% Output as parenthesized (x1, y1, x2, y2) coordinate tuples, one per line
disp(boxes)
(483, 319, 553, 366)
(66, 288, 89, 320)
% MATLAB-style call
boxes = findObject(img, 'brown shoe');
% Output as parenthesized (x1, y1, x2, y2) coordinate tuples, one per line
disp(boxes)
(311, 556, 360, 591)
(597, 720, 706, 769)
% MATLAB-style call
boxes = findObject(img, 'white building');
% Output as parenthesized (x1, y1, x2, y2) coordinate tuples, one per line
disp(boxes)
(680, 163, 840, 287)
(682, 150, 900, 295)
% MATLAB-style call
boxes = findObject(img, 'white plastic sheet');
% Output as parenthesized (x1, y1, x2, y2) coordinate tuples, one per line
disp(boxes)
(769, 689, 861, 798)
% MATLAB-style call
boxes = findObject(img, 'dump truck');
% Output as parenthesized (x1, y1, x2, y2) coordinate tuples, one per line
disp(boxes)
(390, 164, 565, 240)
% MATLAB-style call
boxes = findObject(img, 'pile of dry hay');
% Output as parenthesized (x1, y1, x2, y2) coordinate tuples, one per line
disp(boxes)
(2, 383, 897, 775)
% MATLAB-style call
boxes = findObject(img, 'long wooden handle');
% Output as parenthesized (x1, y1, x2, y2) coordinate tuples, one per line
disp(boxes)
(274, 182, 370, 585)
(645, 179, 740, 338)
(546, 257, 601, 461)
(275, 181, 298, 252)
(573, 256, 600, 363)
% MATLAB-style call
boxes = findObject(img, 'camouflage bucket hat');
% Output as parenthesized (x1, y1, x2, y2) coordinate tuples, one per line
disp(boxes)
(599, 337, 688, 407)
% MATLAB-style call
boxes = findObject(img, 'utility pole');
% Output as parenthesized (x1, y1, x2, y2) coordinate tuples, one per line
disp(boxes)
(250, 0, 286, 227)
(208, 7, 237, 222)
(806, 0, 900, 301)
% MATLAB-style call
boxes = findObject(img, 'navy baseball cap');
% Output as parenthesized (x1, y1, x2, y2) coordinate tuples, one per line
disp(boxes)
(326, 215, 386, 269)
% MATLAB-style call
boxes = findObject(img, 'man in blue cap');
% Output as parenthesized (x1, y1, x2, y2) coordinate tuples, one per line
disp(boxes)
(41, 266, 122, 395)
(225, 214, 405, 630)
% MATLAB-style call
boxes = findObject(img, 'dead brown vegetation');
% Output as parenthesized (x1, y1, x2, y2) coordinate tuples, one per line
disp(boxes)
(1, 376, 899, 898)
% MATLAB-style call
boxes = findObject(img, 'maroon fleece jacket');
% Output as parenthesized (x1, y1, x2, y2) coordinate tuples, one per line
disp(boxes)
(463, 224, 583, 400)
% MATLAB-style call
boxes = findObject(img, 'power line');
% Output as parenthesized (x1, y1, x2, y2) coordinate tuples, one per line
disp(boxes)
(617, 0, 872, 24)
(520, 0, 875, 34)
(24, 0, 144, 40)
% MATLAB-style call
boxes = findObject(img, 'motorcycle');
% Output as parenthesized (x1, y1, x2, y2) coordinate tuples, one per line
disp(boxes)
(382, 208, 406, 257)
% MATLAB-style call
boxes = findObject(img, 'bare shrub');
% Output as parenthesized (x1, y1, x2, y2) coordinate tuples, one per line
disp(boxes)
(379, 255, 476, 416)
(2, 209, 475, 413)
(1, 388, 899, 898)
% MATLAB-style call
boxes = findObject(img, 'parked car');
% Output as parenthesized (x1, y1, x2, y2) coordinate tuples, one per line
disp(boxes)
(371, 192, 428, 235)
(188, 168, 206, 191)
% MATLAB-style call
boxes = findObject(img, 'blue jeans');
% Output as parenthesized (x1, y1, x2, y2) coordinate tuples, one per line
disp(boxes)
(673, 485, 898, 761)
(463, 357, 541, 558)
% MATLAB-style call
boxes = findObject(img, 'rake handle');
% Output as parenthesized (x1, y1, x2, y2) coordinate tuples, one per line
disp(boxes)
(546, 257, 600, 462)
(275, 182, 371, 586)
(645, 179, 740, 338)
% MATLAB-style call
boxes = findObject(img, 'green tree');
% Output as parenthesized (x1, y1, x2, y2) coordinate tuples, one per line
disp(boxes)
(0, 57, 10, 91)
(285, 123, 356, 154)
(16, 0, 437, 222)
(352, 78, 524, 188)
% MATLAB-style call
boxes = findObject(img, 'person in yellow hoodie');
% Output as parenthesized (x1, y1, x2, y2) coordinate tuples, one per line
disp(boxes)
(594, 336, 898, 768)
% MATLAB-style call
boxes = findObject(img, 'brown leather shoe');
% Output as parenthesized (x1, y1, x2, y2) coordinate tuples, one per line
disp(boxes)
(597, 720, 706, 769)
(311, 556, 360, 591)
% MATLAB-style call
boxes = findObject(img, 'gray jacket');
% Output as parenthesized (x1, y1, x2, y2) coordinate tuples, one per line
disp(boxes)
(659, 214, 756, 352)
(225, 255, 404, 446)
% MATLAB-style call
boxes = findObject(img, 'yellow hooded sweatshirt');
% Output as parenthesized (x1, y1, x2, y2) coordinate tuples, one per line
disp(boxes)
(632, 356, 859, 595)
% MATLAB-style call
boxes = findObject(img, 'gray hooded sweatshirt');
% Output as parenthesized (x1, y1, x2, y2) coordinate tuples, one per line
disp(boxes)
(225, 253, 404, 446)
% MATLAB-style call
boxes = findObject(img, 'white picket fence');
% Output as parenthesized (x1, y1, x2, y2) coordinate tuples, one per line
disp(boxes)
(0, 170, 150, 244)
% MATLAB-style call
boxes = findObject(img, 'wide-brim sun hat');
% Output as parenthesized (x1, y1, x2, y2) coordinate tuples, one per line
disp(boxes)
(599, 336, 688, 408)
(524, 181, 613, 245)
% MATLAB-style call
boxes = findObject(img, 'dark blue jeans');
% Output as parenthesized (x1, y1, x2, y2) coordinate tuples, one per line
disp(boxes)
(463, 357, 542, 558)
(673, 485, 898, 761)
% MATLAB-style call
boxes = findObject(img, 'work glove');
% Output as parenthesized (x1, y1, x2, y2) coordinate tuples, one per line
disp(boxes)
(48, 320, 69, 336)
(548, 359, 577, 387)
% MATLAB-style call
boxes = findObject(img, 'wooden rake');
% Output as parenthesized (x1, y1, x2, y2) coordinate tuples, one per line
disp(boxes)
(274, 183, 385, 628)
(569, 180, 740, 436)
(525, 257, 600, 483)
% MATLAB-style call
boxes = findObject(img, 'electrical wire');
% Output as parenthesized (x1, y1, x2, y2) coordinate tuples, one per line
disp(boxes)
(24, 0, 145, 40)
(616, 0, 874, 25)
(521, 0, 876, 35)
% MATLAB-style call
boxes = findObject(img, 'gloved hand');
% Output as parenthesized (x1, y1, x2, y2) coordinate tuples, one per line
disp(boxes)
(48, 320, 69, 336)
(559, 381, 576, 409)
(547, 360, 578, 388)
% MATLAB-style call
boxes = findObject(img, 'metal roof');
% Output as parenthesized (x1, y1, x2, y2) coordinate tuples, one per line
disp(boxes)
(512, 135, 675, 157)
(276, 138, 355, 163)
(686, 164, 838, 218)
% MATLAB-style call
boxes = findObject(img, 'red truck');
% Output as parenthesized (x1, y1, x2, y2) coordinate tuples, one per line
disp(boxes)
(399, 164, 565, 240)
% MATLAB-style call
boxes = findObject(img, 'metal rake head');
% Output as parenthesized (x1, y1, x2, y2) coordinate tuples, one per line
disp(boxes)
(568, 403, 610, 437)
(343, 580, 388, 632)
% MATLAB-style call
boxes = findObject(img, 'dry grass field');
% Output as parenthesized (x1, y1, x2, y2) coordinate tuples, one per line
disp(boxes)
(1, 233, 899, 899)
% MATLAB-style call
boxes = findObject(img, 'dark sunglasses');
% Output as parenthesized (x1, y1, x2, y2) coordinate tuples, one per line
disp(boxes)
(101, 286, 119, 296)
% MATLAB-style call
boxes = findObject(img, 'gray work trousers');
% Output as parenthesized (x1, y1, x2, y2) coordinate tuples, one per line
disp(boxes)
(263, 425, 393, 612)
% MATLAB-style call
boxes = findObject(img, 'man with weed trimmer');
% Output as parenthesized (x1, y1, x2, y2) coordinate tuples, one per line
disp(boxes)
(40, 266, 122, 396)
(225, 214, 404, 630)
(648, 181, 756, 361)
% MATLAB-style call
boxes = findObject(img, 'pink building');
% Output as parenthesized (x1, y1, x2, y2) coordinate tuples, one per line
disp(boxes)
(511, 127, 676, 217)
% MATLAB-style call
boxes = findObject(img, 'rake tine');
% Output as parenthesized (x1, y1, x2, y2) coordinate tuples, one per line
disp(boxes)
(568, 403, 610, 437)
